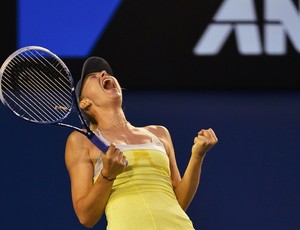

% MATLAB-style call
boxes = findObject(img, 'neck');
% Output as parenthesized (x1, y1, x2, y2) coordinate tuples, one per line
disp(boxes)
(94, 108, 129, 130)
(98, 120, 129, 131)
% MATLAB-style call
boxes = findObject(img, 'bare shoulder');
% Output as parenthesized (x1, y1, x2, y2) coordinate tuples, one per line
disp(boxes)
(143, 125, 176, 161)
(144, 125, 174, 155)
(144, 125, 170, 139)
(65, 130, 92, 169)
(65, 131, 95, 202)
(66, 130, 89, 149)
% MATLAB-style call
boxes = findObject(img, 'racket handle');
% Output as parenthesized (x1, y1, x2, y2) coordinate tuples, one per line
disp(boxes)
(89, 133, 128, 166)
(90, 133, 109, 153)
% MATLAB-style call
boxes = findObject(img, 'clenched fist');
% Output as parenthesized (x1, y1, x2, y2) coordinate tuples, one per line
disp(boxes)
(191, 128, 218, 159)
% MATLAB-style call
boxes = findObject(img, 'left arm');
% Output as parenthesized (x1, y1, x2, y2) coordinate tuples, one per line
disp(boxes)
(148, 126, 218, 211)
(174, 128, 218, 210)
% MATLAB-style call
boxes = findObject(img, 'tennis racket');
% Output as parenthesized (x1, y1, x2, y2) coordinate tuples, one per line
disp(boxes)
(0, 46, 109, 153)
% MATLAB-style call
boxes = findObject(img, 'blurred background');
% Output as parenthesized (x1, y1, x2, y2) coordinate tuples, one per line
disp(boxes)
(1, 1, 299, 229)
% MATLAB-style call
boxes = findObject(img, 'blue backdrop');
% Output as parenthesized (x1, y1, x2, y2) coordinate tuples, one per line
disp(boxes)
(0, 90, 299, 230)
(1, 0, 300, 229)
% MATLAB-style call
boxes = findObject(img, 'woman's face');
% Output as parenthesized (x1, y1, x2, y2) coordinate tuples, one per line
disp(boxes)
(80, 70, 122, 108)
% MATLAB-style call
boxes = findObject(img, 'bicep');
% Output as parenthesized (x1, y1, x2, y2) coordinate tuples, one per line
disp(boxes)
(65, 132, 94, 206)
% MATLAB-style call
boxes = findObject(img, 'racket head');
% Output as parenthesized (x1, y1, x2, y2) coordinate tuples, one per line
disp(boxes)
(0, 46, 75, 124)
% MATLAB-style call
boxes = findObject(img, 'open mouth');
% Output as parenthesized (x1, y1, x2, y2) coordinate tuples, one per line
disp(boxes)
(102, 78, 116, 90)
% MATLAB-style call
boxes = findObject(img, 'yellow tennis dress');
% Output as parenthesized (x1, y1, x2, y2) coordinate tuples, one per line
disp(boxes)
(93, 130, 195, 230)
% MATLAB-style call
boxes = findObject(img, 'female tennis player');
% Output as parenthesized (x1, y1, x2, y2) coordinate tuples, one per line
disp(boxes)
(64, 56, 218, 229)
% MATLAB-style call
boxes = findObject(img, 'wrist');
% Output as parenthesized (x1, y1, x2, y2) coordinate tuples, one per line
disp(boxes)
(100, 169, 116, 182)
(191, 153, 205, 161)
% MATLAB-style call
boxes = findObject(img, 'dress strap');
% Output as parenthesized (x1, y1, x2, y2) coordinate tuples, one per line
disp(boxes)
(143, 128, 163, 144)
(93, 155, 103, 183)
(93, 129, 108, 182)
(95, 129, 111, 145)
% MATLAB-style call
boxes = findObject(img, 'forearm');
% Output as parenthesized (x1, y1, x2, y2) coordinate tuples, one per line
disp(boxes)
(174, 156, 204, 211)
(74, 175, 113, 228)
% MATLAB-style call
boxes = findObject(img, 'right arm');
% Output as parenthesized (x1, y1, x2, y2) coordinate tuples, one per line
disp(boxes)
(65, 131, 125, 228)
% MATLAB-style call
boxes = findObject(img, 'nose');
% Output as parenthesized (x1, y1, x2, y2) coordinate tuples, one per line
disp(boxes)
(99, 70, 109, 78)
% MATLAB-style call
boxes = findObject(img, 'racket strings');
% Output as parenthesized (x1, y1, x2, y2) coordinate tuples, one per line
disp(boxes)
(13, 52, 71, 108)
(1, 49, 73, 123)
(4, 53, 69, 120)
(4, 57, 66, 121)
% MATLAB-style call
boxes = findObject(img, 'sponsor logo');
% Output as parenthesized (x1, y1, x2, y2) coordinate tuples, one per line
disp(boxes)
(193, 0, 300, 55)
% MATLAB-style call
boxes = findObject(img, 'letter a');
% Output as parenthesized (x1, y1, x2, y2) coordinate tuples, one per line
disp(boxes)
(193, 0, 261, 55)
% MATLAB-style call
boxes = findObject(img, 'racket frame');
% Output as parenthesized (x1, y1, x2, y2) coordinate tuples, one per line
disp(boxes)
(0, 45, 109, 153)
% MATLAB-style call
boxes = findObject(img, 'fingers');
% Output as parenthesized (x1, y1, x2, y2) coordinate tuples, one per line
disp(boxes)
(193, 128, 218, 152)
(100, 143, 127, 180)
(191, 128, 218, 158)
(207, 128, 218, 143)
(106, 143, 127, 166)
(197, 128, 218, 143)
(116, 149, 127, 165)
